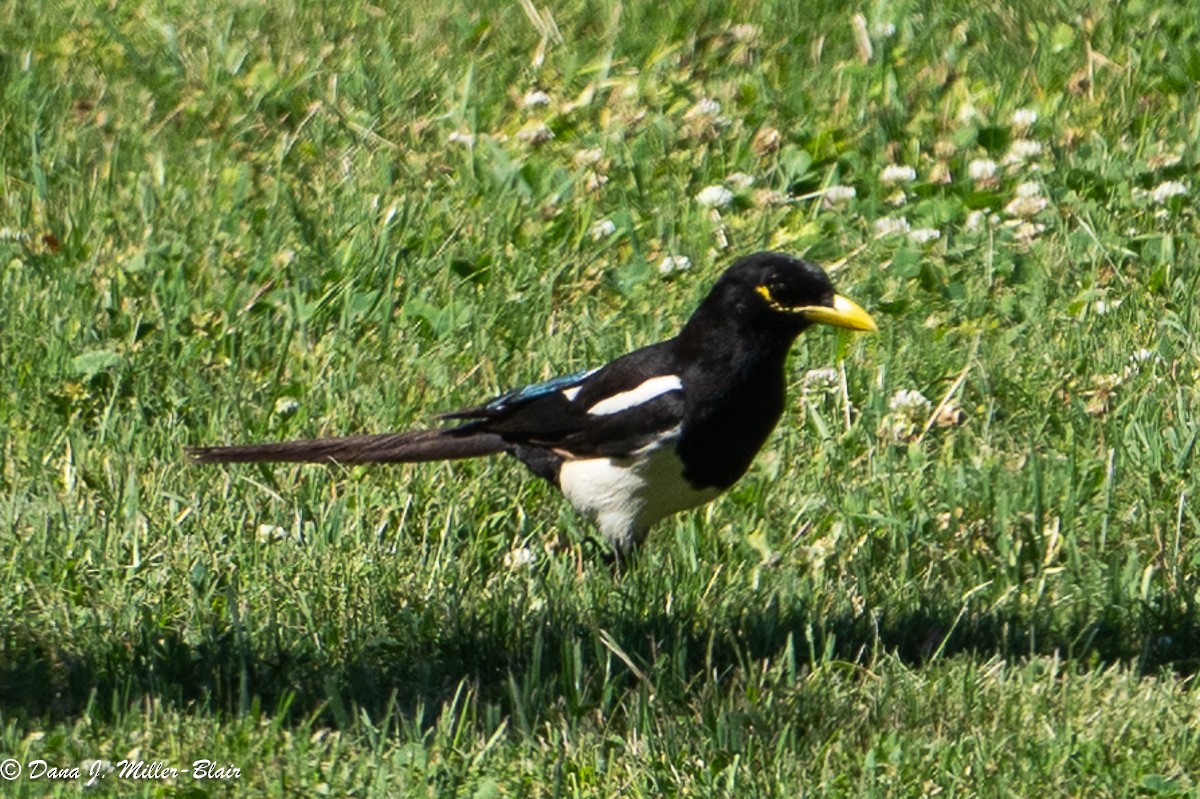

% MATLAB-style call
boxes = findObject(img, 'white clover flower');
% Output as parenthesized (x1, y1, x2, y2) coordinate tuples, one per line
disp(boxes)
(889, 389, 931, 414)
(1012, 221, 1046, 243)
(572, 147, 604, 167)
(907, 227, 941, 245)
(1147, 151, 1183, 171)
(880, 164, 917, 185)
(686, 98, 722, 118)
(873, 21, 897, 37)
(752, 126, 782, 155)
(713, 225, 730, 250)
(1004, 139, 1043, 164)
(1015, 181, 1042, 198)
(957, 102, 981, 123)
(934, 140, 958, 159)
(730, 23, 761, 43)
(658, 255, 692, 275)
(873, 216, 910, 237)
(696, 185, 734, 208)
(1004, 195, 1048, 218)
(1011, 108, 1038, 129)
(753, 189, 787, 207)
(802, 367, 840, 392)
(516, 122, 554, 144)
(256, 523, 301, 544)
(967, 159, 998, 182)
(725, 172, 756, 190)
(521, 90, 551, 108)
(823, 184, 857, 206)
(682, 98, 729, 139)
(1123, 348, 1160, 379)
(1013, 140, 1044, 158)
(273, 397, 299, 417)
(1150, 180, 1188, 204)
(881, 389, 931, 442)
(964, 210, 1001, 232)
(272, 248, 296, 269)
(589, 219, 616, 240)
(503, 546, 536, 569)
(447, 130, 475, 146)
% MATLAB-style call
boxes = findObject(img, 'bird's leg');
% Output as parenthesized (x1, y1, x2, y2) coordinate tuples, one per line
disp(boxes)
(599, 539, 643, 576)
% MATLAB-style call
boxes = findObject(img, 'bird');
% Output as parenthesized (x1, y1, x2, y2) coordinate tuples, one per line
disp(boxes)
(189, 251, 877, 559)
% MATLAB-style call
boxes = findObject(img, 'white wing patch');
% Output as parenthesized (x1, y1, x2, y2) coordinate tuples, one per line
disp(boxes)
(561, 386, 583, 401)
(587, 375, 683, 416)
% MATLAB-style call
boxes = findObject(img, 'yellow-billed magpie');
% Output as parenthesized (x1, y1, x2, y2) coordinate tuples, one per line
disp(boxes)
(190, 251, 876, 557)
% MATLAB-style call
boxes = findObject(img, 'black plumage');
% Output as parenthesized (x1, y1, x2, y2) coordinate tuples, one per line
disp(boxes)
(190, 251, 876, 557)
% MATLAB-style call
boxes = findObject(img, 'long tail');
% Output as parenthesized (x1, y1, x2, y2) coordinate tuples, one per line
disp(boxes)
(187, 428, 509, 465)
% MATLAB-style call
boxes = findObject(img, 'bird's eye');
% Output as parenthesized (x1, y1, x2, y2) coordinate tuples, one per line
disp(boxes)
(767, 279, 792, 303)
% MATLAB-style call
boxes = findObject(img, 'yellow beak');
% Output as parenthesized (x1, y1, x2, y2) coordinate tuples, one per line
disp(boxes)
(799, 294, 878, 332)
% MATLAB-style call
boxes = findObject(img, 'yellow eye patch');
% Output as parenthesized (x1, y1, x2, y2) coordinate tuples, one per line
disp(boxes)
(755, 284, 785, 311)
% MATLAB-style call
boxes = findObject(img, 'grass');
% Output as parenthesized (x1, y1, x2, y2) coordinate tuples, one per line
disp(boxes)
(2, 0, 1199, 795)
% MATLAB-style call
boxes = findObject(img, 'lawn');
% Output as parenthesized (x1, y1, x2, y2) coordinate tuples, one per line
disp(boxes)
(2, 0, 1199, 795)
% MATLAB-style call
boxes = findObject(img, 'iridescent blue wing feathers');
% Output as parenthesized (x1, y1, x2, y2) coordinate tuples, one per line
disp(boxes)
(440, 367, 598, 419)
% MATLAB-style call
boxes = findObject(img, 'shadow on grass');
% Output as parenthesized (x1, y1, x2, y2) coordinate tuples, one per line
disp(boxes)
(3, 584, 1199, 728)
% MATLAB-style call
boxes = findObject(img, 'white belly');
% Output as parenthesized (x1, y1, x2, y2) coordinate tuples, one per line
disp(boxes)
(558, 438, 721, 555)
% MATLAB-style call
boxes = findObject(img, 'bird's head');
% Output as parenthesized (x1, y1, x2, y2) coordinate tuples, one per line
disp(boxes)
(696, 251, 877, 339)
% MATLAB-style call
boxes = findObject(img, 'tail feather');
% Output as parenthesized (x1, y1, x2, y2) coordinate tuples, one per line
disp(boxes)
(187, 429, 509, 465)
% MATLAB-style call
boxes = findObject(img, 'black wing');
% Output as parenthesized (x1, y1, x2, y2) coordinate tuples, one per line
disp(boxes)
(444, 342, 685, 459)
